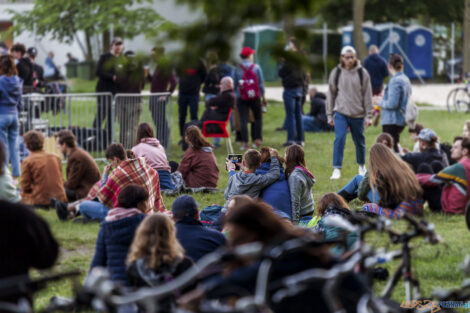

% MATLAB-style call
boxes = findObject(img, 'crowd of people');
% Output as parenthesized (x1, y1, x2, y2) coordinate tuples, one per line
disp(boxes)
(1, 37, 470, 313)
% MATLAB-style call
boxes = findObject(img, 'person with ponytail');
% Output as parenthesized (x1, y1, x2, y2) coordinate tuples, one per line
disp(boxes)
(379, 54, 411, 153)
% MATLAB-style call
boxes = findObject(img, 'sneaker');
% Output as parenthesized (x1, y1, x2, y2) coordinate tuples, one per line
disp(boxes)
(330, 168, 341, 180)
(282, 142, 294, 147)
(358, 164, 367, 176)
(296, 141, 305, 147)
(240, 143, 250, 151)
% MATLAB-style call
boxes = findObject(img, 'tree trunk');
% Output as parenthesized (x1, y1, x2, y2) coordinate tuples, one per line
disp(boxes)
(464, 0, 470, 74)
(352, 0, 367, 60)
(85, 29, 93, 62)
(102, 30, 111, 55)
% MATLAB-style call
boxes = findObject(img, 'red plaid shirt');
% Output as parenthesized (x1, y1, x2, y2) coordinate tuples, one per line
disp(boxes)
(96, 158, 166, 213)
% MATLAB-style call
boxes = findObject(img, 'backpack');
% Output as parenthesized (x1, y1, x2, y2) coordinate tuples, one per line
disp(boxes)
(403, 95, 418, 129)
(333, 66, 363, 95)
(238, 64, 260, 101)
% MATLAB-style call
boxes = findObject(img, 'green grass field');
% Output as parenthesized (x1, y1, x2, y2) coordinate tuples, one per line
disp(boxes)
(30, 97, 470, 311)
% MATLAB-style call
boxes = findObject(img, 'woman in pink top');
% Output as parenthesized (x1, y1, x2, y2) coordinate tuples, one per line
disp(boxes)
(132, 123, 175, 190)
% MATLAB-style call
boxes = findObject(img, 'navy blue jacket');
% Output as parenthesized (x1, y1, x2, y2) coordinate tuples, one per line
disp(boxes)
(90, 214, 146, 284)
(255, 162, 292, 220)
(363, 53, 389, 89)
(175, 217, 226, 262)
(0, 75, 22, 114)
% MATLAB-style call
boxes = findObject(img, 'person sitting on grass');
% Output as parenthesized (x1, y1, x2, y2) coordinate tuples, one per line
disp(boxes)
(337, 133, 394, 203)
(54, 143, 165, 222)
(127, 213, 194, 311)
(20, 130, 67, 208)
(224, 148, 280, 210)
(255, 147, 291, 220)
(90, 184, 147, 285)
(401, 123, 423, 154)
(302, 88, 333, 133)
(402, 128, 448, 173)
(132, 122, 175, 191)
(172, 195, 226, 262)
(177, 126, 219, 189)
(285, 144, 315, 224)
(54, 129, 101, 202)
(418, 136, 470, 214)
(362, 143, 423, 219)
(313, 193, 357, 257)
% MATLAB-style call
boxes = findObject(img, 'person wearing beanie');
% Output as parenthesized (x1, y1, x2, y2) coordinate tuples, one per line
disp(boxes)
(172, 195, 226, 262)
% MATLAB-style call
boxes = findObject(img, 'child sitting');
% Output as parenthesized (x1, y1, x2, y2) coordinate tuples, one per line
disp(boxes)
(224, 149, 280, 210)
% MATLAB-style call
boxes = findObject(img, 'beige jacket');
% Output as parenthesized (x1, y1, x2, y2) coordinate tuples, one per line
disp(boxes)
(326, 63, 373, 122)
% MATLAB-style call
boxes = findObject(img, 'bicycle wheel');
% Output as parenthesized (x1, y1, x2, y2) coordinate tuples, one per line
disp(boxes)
(447, 88, 459, 113)
(453, 88, 470, 113)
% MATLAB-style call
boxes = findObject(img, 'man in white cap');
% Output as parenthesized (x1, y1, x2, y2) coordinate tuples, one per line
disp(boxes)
(327, 45, 373, 180)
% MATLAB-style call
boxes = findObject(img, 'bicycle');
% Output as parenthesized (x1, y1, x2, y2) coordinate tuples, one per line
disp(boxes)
(447, 76, 470, 113)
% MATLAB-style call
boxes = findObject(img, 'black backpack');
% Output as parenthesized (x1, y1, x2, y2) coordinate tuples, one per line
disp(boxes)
(333, 66, 364, 95)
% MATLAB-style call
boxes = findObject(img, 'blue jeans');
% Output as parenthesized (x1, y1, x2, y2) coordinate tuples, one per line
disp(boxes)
(333, 112, 366, 168)
(0, 114, 20, 177)
(302, 115, 323, 132)
(178, 94, 200, 137)
(158, 170, 175, 190)
(79, 200, 109, 221)
(283, 87, 304, 143)
(338, 174, 380, 202)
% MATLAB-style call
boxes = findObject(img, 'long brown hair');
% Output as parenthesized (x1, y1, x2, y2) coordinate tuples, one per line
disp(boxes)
(0, 55, 18, 76)
(316, 193, 350, 217)
(127, 214, 184, 268)
(285, 144, 306, 178)
(368, 143, 422, 202)
(185, 125, 213, 150)
(136, 122, 154, 144)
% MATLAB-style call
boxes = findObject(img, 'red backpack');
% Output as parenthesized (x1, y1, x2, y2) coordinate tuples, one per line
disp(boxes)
(238, 64, 260, 101)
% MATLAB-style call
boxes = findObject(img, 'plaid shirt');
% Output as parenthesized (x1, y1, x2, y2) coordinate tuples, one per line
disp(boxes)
(97, 158, 166, 213)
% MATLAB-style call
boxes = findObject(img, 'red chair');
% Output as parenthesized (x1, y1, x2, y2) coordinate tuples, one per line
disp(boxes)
(202, 108, 233, 154)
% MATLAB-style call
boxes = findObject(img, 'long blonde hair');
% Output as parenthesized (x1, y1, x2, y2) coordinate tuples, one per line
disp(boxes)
(127, 214, 184, 268)
(369, 143, 422, 202)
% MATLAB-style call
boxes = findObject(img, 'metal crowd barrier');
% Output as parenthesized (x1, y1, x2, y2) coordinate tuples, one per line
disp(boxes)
(113, 93, 172, 156)
(20, 92, 172, 162)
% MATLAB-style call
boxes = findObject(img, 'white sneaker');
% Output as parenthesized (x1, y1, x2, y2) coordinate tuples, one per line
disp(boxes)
(330, 168, 341, 180)
(358, 164, 367, 176)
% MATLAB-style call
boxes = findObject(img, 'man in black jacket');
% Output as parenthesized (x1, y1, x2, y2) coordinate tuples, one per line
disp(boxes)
(172, 195, 226, 262)
(10, 43, 34, 91)
(177, 59, 206, 142)
(93, 37, 124, 146)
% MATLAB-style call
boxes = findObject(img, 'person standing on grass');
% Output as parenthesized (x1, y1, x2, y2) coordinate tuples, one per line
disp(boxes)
(379, 54, 411, 153)
(278, 37, 306, 147)
(233, 47, 265, 150)
(0, 54, 22, 183)
(362, 45, 388, 96)
(327, 46, 373, 180)
(94, 37, 123, 146)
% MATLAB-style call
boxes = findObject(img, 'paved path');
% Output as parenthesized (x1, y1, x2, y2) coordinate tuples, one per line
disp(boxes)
(265, 83, 465, 108)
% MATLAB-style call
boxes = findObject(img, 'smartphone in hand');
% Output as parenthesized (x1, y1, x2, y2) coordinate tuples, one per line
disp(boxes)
(227, 154, 243, 171)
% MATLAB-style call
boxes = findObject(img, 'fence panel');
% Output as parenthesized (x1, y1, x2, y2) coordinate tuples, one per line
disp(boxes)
(113, 92, 172, 156)
(21, 92, 113, 161)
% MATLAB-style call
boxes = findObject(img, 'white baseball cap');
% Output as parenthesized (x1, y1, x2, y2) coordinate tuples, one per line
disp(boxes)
(341, 45, 356, 56)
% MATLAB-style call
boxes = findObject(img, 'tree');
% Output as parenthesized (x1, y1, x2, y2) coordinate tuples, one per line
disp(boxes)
(352, 0, 367, 60)
(9, 0, 164, 61)
(464, 0, 470, 74)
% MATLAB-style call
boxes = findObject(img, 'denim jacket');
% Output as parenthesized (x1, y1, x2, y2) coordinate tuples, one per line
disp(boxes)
(379, 71, 411, 127)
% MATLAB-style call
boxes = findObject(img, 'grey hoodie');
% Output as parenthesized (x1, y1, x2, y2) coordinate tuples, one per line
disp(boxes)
(288, 166, 315, 224)
(326, 62, 373, 123)
(224, 156, 280, 208)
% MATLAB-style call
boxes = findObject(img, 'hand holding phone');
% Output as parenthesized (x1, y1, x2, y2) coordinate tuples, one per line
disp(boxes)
(226, 154, 243, 171)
